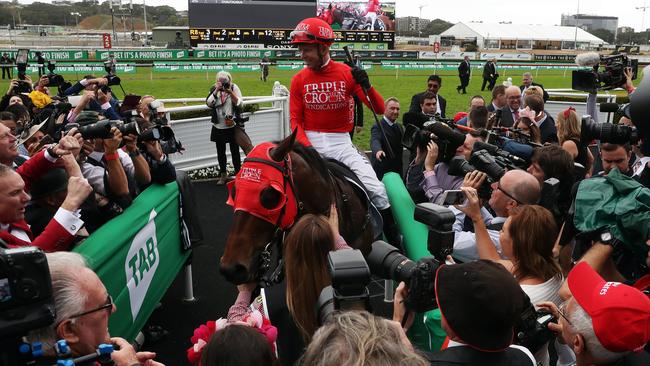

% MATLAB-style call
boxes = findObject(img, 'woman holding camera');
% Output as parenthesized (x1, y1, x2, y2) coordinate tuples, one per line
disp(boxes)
(207, 71, 245, 185)
(457, 187, 574, 366)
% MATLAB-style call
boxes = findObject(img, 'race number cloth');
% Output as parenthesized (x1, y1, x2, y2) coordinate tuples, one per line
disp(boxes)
(74, 182, 189, 341)
(383, 172, 446, 352)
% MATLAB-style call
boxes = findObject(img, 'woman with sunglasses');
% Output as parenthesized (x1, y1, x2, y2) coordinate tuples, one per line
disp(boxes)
(457, 186, 575, 366)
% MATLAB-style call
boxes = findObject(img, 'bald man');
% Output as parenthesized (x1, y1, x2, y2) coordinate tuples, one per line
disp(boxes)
(499, 86, 522, 127)
(449, 169, 540, 262)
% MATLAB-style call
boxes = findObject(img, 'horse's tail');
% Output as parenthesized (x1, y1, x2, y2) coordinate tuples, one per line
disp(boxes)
(284, 214, 335, 341)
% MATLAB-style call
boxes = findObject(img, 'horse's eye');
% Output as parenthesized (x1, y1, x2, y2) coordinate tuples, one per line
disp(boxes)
(260, 187, 283, 210)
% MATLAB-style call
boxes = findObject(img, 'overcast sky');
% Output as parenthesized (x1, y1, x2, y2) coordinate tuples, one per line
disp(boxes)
(20, 0, 650, 32)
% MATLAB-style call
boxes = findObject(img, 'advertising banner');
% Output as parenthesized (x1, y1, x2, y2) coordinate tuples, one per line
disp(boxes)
(74, 183, 189, 341)
(419, 51, 476, 60)
(153, 62, 260, 72)
(480, 52, 533, 61)
(95, 50, 189, 60)
(193, 49, 275, 59)
(0, 50, 89, 61)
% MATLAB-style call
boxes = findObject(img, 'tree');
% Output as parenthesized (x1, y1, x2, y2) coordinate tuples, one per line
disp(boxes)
(588, 28, 615, 44)
(421, 19, 453, 36)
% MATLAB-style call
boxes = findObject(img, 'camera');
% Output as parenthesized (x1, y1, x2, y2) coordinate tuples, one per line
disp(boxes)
(414, 203, 455, 262)
(316, 249, 371, 325)
(78, 120, 140, 140)
(0, 246, 55, 338)
(402, 121, 466, 164)
(366, 240, 440, 313)
(572, 53, 638, 93)
(103, 60, 120, 86)
(580, 115, 638, 145)
(46, 61, 65, 88)
(514, 294, 557, 353)
(13, 49, 32, 94)
(221, 82, 231, 90)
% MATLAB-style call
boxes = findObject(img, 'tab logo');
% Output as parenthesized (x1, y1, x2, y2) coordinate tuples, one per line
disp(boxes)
(125, 209, 160, 321)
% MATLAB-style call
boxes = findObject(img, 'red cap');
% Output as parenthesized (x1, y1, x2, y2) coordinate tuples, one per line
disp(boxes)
(568, 262, 650, 353)
(290, 17, 335, 45)
(453, 111, 467, 122)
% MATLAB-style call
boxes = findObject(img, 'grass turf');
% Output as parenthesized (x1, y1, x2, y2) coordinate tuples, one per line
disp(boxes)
(2, 67, 632, 150)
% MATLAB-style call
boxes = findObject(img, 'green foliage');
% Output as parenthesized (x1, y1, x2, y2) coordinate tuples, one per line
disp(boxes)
(421, 19, 454, 36)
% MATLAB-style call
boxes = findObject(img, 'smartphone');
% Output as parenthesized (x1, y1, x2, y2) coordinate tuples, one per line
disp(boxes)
(437, 190, 466, 206)
(15, 49, 29, 65)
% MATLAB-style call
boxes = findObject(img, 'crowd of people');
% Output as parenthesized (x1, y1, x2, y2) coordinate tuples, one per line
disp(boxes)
(4, 15, 650, 366)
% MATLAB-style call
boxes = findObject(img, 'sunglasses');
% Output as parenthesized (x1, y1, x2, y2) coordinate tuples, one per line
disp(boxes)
(68, 294, 114, 320)
(496, 181, 522, 205)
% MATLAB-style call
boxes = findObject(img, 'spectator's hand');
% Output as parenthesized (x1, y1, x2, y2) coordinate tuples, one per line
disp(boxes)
(60, 176, 92, 211)
(27, 141, 46, 156)
(215, 81, 223, 92)
(624, 67, 634, 92)
(143, 140, 164, 162)
(110, 337, 165, 366)
(456, 187, 481, 222)
(95, 77, 109, 86)
(6, 79, 17, 95)
(57, 135, 81, 157)
(103, 127, 123, 153)
(536, 301, 564, 340)
(328, 203, 339, 238)
(424, 141, 438, 171)
(375, 150, 385, 161)
(97, 88, 111, 105)
(236, 282, 257, 294)
(81, 139, 94, 157)
(123, 134, 138, 153)
(462, 170, 487, 190)
(392, 282, 414, 332)
(37, 75, 49, 87)
(350, 66, 371, 90)
(65, 127, 84, 152)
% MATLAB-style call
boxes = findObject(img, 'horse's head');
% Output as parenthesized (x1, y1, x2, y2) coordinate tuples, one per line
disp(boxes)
(220, 131, 298, 284)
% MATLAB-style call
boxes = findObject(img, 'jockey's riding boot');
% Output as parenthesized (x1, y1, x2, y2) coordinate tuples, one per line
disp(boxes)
(380, 208, 403, 252)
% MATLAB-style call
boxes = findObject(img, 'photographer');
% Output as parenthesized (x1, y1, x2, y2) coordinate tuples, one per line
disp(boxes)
(539, 262, 650, 366)
(421, 130, 483, 204)
(456, 189, 574, 365)
(63, 75, 120, 119)
(451, 169, 541, 262)
(206, 71, 249, 185)
(1, 76, 34, 112)
(395, 260, 536, 365)
(26, 251, 164, 366)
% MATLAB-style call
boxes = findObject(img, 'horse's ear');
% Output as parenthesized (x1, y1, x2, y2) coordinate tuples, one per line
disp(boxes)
(270, 128, 297, 162)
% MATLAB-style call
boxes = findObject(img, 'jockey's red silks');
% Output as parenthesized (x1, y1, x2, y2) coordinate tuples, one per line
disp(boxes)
(226, 142, 298, 230)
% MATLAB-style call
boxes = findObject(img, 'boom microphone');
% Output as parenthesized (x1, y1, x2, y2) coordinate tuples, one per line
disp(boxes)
(575, 52, 602, 67)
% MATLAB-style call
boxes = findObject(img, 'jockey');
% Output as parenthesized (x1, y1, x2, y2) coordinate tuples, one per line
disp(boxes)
(363, 0, 380, 30)
(289, 17, 401, 247)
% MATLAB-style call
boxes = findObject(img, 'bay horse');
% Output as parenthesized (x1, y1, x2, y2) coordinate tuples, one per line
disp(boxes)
(220, 130, 375, 285)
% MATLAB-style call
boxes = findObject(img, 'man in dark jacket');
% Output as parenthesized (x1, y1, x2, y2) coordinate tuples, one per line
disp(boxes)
(456, 56, 471, 94)
(371, 97, 403, 180)
(519, 72, 549, 102)
(408, 75, 446, 118)
(482, 58, 498, 91)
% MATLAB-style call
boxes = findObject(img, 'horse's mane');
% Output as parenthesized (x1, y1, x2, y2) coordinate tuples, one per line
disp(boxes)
(290, 143, 331, 182)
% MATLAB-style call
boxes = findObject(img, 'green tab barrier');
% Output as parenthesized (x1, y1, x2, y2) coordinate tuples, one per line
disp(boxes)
(153, 62, 260, 72)
(95, 50, 189, 60)
(382, 172, 445, 352)
(74, 182, 189, 341)
(19, 64, 135, 74)
(193, 49, 274, 59)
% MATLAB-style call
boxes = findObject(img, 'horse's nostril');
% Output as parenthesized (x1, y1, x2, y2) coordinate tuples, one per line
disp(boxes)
(220, 263, 249, 284)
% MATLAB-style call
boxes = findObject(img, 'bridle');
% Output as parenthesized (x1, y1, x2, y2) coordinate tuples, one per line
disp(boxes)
(242, 154, 303, 287)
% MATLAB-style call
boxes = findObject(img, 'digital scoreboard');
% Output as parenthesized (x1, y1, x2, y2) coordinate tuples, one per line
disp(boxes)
(188, 0, 396, 49)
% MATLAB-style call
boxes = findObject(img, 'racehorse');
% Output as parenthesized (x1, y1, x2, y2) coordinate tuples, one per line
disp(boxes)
(220, 130, 375, 285)
(331, 8, 394, 31)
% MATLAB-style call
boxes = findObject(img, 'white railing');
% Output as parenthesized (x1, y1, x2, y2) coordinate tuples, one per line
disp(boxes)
(545, 89, 618, 123)
(165, 84, 290, 171)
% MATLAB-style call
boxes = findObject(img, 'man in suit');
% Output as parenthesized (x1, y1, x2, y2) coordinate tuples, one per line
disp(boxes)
(371, 98, 403, 180)
(519, 72, 549, 102)
(487, 85, 507, 112)
(456, 56, 471, 94)
(499, 86, 522, 127)
(525, 95, 558, 144)
(481, 58, 498, 91)
(408, 75, 446, 118)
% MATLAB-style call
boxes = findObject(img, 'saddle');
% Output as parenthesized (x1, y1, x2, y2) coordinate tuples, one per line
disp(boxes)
(325, 159, 383, 241)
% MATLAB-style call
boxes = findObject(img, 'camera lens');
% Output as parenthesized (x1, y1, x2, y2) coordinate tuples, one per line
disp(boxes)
(366, 240, 415, 283)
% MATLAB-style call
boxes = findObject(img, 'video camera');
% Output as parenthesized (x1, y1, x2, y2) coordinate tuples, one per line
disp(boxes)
(316, 249, 371, 325)
(580, 115, 639, 145)
(572, 53, 638, 93)
(103, 59, 120, 87)
(45, 61, 64, 88)
(402, 120, 466, 164)
(14, 49, 31, 94)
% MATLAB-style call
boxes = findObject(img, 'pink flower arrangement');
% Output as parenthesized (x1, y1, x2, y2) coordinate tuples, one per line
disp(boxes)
(187, 310, 278, 365)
